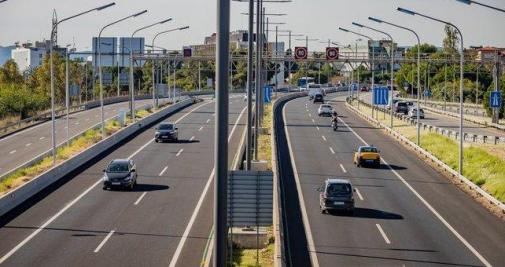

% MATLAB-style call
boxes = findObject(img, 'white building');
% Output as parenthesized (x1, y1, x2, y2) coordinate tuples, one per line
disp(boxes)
(11, 46, 47, 72)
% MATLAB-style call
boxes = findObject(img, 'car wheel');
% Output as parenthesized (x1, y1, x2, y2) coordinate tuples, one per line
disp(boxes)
(102, 186, 107, 190)
(155, 139, 159, 143)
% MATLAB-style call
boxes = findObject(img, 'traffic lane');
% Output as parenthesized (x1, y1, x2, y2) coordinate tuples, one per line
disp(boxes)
(284, 100, 389, 266)
(333, 98, 505, 266)
(89, 100, 247, 267)
(360, 93, 505, 138)
(310, 101, 482, 267)
(287, 95, 493, 266)
(0, 98, 159, 176)
(0, 100, 211, 265)
(156, 102, 248, 267)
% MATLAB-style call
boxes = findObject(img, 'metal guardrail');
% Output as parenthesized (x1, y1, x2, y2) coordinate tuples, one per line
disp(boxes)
(355, 99, 505, 145)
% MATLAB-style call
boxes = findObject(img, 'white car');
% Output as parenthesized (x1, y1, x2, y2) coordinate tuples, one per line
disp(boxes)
(318, 104, 334, 116)
(408, 107, 425, 119)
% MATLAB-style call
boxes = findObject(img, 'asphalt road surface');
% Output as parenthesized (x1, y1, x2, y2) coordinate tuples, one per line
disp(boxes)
(359, 93, 505, 138)
(0, 98, 171, 178)
(0, 95, 247, 267)
(278, 92, 505, 266)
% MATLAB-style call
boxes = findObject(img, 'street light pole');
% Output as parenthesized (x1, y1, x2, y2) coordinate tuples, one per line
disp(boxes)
(246, 0, 254, 170)
(397, 7, 467, 180)
(352, 22, 395, 129)
(99, 10, 147, 138)
(254, 0, 262, 160)
(152, 26, 190, 108)
(50, 2, 115, 164)
(129, 18, 172, 123)
(368, 17, 422, 145)
(214, 0, 230, 265)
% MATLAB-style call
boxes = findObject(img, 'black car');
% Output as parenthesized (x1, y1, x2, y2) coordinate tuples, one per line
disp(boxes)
(394, 102, 409, 114)
(103, 159, 137, 190)
(319, 178, 355, 215)
(313, 93, 324, 103)
(155, 122, 179, 142)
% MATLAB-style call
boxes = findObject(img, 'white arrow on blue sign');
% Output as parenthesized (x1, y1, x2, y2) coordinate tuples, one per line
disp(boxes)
(373, 86, 389, 105)
(490, 91, 502, 108)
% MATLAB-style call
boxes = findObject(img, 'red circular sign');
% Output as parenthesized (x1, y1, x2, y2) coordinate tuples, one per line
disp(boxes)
(326, 47, 339, 60)
(294, 47, 308, 60)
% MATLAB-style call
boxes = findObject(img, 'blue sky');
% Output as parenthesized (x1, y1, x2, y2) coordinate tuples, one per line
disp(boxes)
(1, 0, 504, 51)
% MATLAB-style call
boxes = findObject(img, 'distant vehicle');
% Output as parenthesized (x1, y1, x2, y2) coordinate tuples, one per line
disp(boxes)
(103, 159, 137, 190)
(313, 93, 324, 103)
(353, 145, 381, 168)
(387, 99, 399, 110)
(394, 102, 409, 114)
(360, 86, 369, 92)
(298, 77, 315, 90)
(319, 178, 355, 214)
(155, 122, 179, 142)
(318, 104, 333, 116)
(408, 107, 425, 119)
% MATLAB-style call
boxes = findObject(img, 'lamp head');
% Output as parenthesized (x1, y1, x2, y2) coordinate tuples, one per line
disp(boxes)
(96, 2, 115, 11)
(397, 7, 416, 15)
(179, 26, 190, 30)
(338, 27, 349, 32)
(133, 10, 148, 17)
(368, 17, 383, 23)
(455, 0, 471, 4)
(159, 18, 173, 24)
(352, 22, 365, 28)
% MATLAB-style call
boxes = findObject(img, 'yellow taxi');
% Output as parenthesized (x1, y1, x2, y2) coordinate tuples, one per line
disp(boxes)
(353, 146, 381, 168)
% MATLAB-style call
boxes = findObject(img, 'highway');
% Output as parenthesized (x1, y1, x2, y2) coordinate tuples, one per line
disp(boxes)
(0, 95, 247, 266)
(277, 92, 505, 266)
(0, 98, 169, 178)
(359, 93, 505, 138)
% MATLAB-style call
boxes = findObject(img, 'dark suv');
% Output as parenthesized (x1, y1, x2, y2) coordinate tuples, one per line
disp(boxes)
(319, 178, 355, 215)
(313, 93, 324, 103)
(103, 159, 137, 190)
(394, 102, 409, 114)
(155, 122, 178, 142)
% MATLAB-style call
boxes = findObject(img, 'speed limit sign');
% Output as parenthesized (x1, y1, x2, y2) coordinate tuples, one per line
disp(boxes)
(326, 47, 339, 60)
(294, 47, 308, 60)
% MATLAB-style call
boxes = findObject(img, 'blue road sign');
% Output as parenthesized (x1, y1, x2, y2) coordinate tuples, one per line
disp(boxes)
(264, 86, 272, 103)
(423, 89, 431, 97)
(373, 86, 389, 105)
(351, 83, 358, 91)
(490, 91, 502, 108)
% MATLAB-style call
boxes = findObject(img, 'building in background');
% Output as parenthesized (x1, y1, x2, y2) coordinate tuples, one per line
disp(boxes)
(10, 40, 65, 73)
(191, 30, 263, 56)
(0, 45, 16, 66)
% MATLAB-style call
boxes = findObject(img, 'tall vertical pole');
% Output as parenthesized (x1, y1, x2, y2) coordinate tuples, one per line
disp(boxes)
(50, 26, 56, 164)
(173, 59, 176, 101)
(214, 0, 230, 265)
(476, 65, 479, 105)
(275, 25, 278, 97)
(246, 0, 254, 170)
(129, 38, 135, 122)
(152, 51, 157, 108)
(65, 49, 70, 145)
(254, 0, 262, 160)
(260, 6, 265, 120)
(117, 52, 120, 97)
(99, 39, 105, 138)
(458, 30, 464, 176)
(288, 31, 292, 88)
(305, 36, 309, 92)
(198, 61, 202, 91)
(390, 39, 394, 129)
(444, 61, 447, 110)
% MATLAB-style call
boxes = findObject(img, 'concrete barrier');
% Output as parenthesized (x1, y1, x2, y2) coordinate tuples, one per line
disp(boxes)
(0, 98, 195, 217)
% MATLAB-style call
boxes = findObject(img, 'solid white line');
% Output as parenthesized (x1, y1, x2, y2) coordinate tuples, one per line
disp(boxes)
(321, 135, 327, 142)
(329, 147, 335, 154)
(169, 105, 247, 267)
(25, 143, 31, 147)
(159, 166, 168, 176)
(176, 149, 184, 157)
(198, 126, 204, 131)
(339, 164, 347, 173)
(355, 188, 364, 201)
(283, 103, 320, 267)
(39, 137, 45, 140)
(338, 115, 492, 267)
(9, 150, 16, 154)
(0, 101, 213, 264)
(134, 192, 147, 206)
(376, 224, 391, 244)
(93, 230, 115, 253)
(189, 136, 195, 141)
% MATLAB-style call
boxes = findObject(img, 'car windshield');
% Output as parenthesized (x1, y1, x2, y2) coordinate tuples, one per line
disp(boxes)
(326, 183, 352, 196)
(106, 162, 129, 173)
(159, 124, 174, 130)
(360, 147, 378, 153)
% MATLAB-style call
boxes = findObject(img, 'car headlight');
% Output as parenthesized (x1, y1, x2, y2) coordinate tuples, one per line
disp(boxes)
(155, 131, 160, 135)
(124, 174, 132, 181)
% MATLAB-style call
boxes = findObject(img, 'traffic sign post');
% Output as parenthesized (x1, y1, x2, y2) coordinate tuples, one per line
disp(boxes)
(326, 47, 339, 60)
(183, 47, 192, 57)
(263, 85, 272, 103)
(294, 47, 308, 60)
(490, 91, 502, 108)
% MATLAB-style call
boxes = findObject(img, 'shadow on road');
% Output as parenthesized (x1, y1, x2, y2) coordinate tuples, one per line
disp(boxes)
(330, 208, 403, 220)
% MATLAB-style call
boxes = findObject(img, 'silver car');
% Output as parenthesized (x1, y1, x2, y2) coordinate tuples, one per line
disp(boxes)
(408, 107, 425, 119)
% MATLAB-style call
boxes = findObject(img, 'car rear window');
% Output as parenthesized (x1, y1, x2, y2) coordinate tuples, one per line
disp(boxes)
(397, 103, 407, 107)
(322, 105, 332, 108)
(107, 162, 129, 173)
(326, 183, 351, 196)
(360, 147, 378, 153)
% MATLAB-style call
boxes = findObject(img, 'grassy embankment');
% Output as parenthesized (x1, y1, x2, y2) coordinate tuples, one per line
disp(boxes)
(0, 103, 170, 195)
(349, 100, 505, 202)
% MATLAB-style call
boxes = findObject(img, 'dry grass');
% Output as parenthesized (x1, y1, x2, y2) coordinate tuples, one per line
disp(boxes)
(230, 227, 275, 267)
(258, 104, 273, 170)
